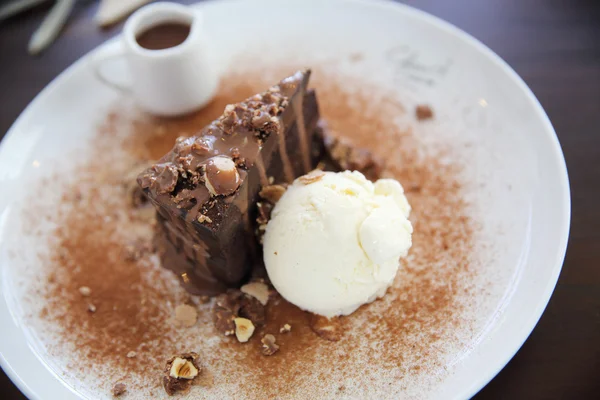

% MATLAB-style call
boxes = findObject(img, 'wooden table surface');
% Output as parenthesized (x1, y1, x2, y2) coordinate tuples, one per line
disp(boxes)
(1, 1, 598, 398)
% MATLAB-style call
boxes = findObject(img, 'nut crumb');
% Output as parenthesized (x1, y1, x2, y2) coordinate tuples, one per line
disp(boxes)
(299, 170, 325, 185)
(310, 315, 343, 341)
(111, 382, 126, 397)
(169, 357, 198, 379)
(415, 104, 434, 120)
(197, 214, 212, 224)
(261, 334, 279, 356)
(259, 184, 286, 204)
(240, 282, 270, 306)
(322, 129, 383, 181)
(87, 303, 97, 313)
(127, 351, 137, 358)
(234, 317, 255, 342)
(163, 353, 201, 395)
(78, 286, 91, 296)
(199, 295, 211, 304)
(213, 290, 266, 336)
(280, 324, 291, 333)
(174, 304, 198, 328)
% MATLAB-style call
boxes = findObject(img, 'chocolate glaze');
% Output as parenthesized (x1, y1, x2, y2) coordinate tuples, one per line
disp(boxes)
(138, 71, 321, 295)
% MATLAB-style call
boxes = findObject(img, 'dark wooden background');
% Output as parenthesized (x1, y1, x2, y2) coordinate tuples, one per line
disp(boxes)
(1, 0, 598, 398)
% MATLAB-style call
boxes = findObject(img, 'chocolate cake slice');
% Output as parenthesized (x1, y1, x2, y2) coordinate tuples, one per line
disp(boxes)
(138, 71, 321, 295)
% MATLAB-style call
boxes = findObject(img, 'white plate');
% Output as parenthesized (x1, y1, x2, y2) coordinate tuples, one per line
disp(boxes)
(0, 0, 570, 399)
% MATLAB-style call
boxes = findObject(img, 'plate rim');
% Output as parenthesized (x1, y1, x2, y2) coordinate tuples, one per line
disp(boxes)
(0, 0, 571, 399)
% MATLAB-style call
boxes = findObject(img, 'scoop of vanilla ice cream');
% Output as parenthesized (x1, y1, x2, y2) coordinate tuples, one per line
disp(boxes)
(263, 171, 413, 318)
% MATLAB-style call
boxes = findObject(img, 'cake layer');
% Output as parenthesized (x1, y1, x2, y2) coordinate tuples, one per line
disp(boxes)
(138, 71, 321, 295)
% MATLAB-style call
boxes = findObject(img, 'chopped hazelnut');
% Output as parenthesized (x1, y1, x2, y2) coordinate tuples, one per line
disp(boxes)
(111, 382, 126, 397)
(240, 282, 270, 306)
(259, 184, 286, 204)
(163, 353, 201, 396)
(87, 304, 97, 313)
(416, 104, 434, 120)
(321, 127, 383, 181)
(126, 351, 137, 358)
(174, 304, 198, 328)
(261, 334, 279, 356)
(204, 156, 241, 196)
(78, 286, 92, 296)
(299, 170, 325, 185)
(169, 357, 199, 379)
(234, 318, 255, 343)
(280, 324, 291, 333)
(197, 214, 212, 224)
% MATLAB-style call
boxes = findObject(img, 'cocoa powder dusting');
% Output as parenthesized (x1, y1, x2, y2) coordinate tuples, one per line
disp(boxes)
(32, 67, 477, 398)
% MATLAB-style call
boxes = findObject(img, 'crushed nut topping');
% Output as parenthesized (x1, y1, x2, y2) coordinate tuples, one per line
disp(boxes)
(87, 303, 97, 313)
(78, 286, 91, 296)
(240, 282, 270, 306)
(111, 382, 126, 397)
(204, 155, 241, 197)
(258, 184, 286, 204)
(213, 289, 266, 336)
(197, 214, 212, 224)
(174, 304, 198, 328)
(261, 334, 280, 356)
(415, 104, 434, 120)
(234, 318, 255, 343)
(126, 351, 137, 358)
(163, 353, 201, 396)
(298, 170, 325, 185)
(310, 315, 343, 341)
(319, 122, 383, 181)
(280, 324, 291, 333)
(169, 357, 199, 379)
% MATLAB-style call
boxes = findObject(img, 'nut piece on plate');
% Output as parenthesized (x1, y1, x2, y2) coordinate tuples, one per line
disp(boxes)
(310, 315, 343, 342)
(111, 382, 126, 397)
(204, 156, 241, 196)
(280, 324, 292, 333)
(415, 104, 434, 121)
(212, 289, 266, 337)
(162, 353, 201, 396)
(234, 317, 255, 343)
(261, 334, 280, 356)
(320, 126, 383, 181)
(78, 286, 92, 297)
(240, 282, 270, 306)
(174, 304, 198, 328)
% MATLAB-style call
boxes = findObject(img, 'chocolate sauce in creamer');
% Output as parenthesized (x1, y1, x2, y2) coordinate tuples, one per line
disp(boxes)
(137, 70, 322, 295)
